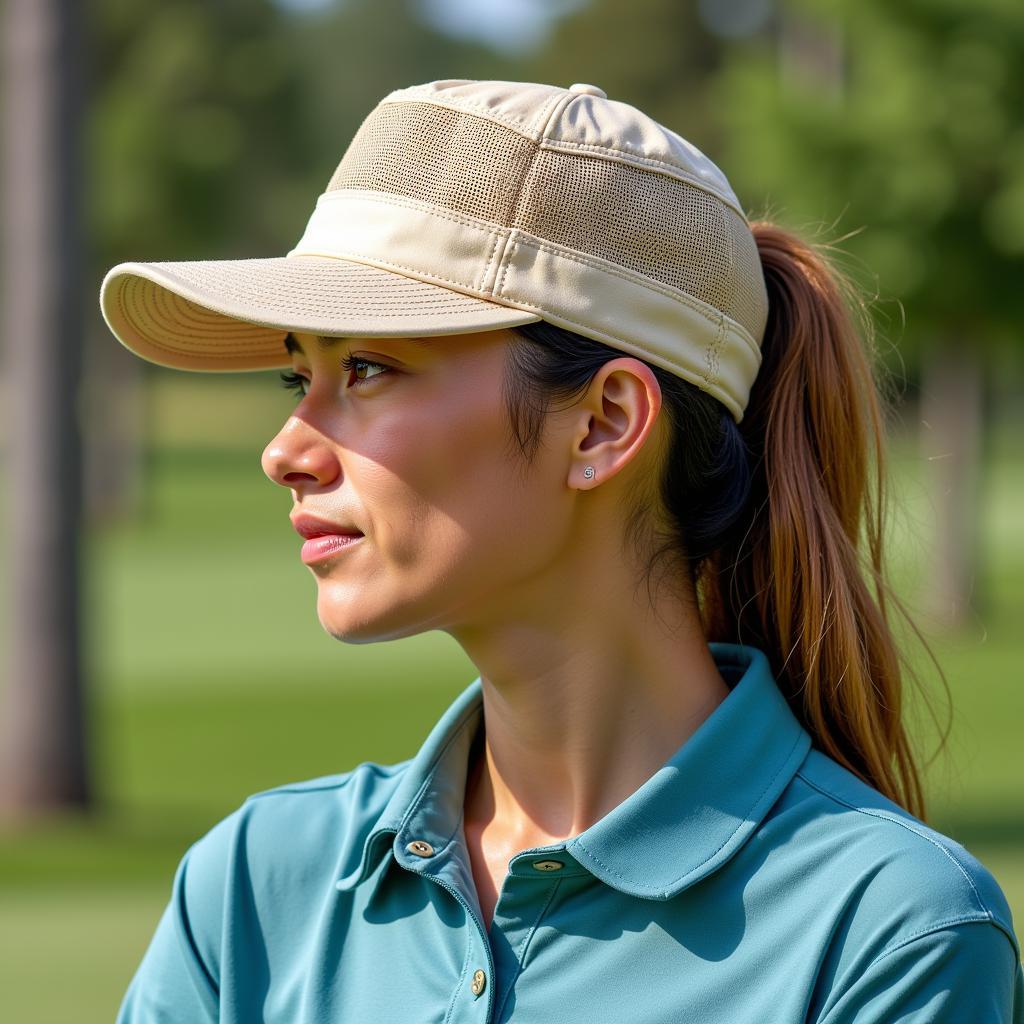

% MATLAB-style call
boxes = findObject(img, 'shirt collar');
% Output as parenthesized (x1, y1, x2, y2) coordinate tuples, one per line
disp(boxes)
(335, 641, 811, 900)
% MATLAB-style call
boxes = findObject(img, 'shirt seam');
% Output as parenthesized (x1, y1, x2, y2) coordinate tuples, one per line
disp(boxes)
(794, 769, 991, 918)
(244, 761, 406, 801)
(868, 916, 1004, 966)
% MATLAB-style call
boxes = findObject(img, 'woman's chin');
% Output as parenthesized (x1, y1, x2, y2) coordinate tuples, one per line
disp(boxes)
(314, 585, 397, 644)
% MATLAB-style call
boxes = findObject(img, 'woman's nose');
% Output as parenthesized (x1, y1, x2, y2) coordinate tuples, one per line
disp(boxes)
(261, 418, 341, 489)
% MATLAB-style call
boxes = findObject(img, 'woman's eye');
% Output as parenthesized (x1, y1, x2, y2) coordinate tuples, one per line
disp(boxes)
(277, 356, 391, 400)
(278, 370, 308, 398)
(338, 353, 390, 386)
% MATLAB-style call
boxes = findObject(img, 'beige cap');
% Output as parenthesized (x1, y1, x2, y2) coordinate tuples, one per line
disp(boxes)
(99, 79, 767, 422)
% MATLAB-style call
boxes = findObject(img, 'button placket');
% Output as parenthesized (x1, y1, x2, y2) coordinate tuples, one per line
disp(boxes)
(405, 835, 497, 1017)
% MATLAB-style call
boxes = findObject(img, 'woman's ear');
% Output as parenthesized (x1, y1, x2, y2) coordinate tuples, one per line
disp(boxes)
(569, 357, 663, 490)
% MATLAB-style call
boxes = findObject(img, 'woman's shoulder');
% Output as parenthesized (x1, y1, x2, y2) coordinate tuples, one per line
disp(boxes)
(124, 759, 416, 1010)
(244, 758, 413, 823)
(768, 746, 1020, 963)
(206, 757, 413, 857)
(175, 760, 414, 913)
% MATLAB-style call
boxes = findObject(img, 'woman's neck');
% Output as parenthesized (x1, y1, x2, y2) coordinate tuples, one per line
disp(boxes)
(460, 608, 731, 850)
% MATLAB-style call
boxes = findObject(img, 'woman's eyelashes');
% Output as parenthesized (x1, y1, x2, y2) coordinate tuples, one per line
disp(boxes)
(277, 356, 392, 399)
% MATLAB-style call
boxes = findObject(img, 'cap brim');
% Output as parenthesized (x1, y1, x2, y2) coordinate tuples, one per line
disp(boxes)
(99, 254, 543, 372)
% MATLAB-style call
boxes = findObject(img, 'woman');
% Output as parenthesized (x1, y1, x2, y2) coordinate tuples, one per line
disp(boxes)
(100, 79, 1022, 1022)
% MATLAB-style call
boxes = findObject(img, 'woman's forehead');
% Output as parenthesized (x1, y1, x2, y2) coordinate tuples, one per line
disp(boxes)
(283, 332, 439, 357)
(282, 330, 519, 359)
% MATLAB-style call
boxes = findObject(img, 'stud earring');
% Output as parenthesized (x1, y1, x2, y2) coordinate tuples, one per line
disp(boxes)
(583, 465, 595, 480)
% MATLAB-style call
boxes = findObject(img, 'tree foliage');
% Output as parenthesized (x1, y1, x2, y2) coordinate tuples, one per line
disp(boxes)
(710, 0, 1024, 365)
(86, 0, 519, 271)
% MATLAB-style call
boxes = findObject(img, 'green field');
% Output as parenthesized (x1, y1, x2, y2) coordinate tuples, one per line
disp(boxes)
(1, 385, 1021, 1020)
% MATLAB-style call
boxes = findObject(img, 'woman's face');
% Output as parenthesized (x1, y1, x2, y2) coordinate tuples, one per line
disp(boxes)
(261, 328, 580, 644)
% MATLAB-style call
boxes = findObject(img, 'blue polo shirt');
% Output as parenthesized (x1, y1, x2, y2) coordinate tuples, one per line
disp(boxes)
(116, 642, 1023, 1022)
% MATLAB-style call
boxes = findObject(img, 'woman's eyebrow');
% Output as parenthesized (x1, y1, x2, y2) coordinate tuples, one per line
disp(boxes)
(282, 332, 433, 356)
(283, 332, 346, 356)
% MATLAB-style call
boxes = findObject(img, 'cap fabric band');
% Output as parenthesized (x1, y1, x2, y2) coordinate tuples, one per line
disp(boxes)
(99, 79, 768, 422)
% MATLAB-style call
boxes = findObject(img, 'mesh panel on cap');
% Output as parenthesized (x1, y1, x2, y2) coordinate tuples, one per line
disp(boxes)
(515, 149, 737, 329)
(725, 210, 768, 342)
(328, 101, 536, 225)
(325, 99, 766, 344)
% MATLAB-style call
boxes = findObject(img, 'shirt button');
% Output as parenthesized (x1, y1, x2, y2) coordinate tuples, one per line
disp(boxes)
(533, 859, 565, 872)
(470, 968, 487, 996)
(568, 82, 607, 98)
(406, 839, 435, 857)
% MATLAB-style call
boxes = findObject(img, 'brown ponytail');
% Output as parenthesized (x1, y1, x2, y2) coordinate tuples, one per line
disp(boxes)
(700, 221, 948, 822)
(506, 221, 947, 822)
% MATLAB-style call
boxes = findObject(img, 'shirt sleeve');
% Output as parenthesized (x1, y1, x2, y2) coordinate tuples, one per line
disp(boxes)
(115, 808, 242, 1023)
(817, 919, 1024, 1024)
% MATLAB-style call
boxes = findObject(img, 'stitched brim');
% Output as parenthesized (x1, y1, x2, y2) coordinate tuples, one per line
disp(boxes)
(99, 254, 543, 372)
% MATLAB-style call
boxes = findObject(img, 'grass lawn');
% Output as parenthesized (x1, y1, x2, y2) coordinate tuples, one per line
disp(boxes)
(1, 379, 1021, 1021)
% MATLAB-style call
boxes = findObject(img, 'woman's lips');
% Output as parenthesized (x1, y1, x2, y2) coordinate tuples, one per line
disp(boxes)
(291, 513, 364, 564)
(300, 532, 364, 564)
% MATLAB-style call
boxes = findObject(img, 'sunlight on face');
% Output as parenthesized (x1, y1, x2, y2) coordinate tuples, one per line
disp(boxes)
(260, 329, 579, 645)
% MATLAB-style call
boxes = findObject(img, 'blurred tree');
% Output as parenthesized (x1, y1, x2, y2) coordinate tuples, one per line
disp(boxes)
(1, 0, 91, 818)
(708, 0, 1024, 627)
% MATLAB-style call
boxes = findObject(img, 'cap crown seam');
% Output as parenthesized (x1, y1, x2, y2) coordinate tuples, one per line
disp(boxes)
(702, 313, 727, 392)
(378, 91, 566, 141)
(538, 137, 745, 218)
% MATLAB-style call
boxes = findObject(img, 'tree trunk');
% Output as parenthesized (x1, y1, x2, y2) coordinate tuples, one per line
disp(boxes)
(0, 0, 91, 820)
(918, 336, 988, 630)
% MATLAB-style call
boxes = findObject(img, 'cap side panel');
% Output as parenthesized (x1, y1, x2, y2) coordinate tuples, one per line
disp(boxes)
(513, 150, 760, 339)
(494, 233, 761, 423)
(290, 190, 509, 295)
